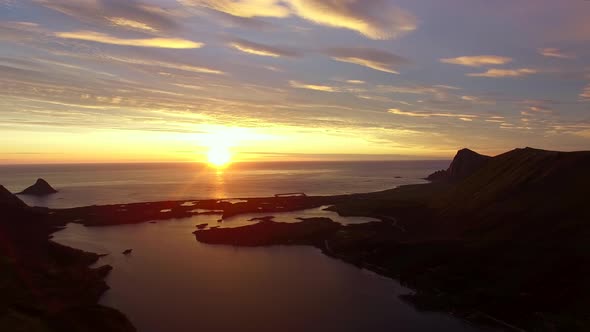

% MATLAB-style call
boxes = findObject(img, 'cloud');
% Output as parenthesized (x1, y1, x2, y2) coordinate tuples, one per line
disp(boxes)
(289, 80, 338, 92)
(55, 30, 203, 48)
(378, 84, 459, 95)
(229, 38, 300, 57)
(185, 0, 290, 18)
(106, 17, 158, 32)
(286, 0, 417, 39)
(467, 68, 537, 78)
(440, 55, 512, 67)
(184, 0, 417, 40)
(528, 105, 551, 113)
(581, 84, 590, 101)
(36, 0, 179, 33)
(538, 48, 575, 59)
(103, 55, 224, 75)
(345, 80, 365, 84)
(388, 108, 477, 120)
(325, 48, 409, 74)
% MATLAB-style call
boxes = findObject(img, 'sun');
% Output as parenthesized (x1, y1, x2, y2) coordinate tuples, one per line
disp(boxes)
(207, 146, 232, 167)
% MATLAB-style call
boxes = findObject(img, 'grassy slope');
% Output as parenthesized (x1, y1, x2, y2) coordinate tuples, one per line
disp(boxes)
(326, 148, 590, 331)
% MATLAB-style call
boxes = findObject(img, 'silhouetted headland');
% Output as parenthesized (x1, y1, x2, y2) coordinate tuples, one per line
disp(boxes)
(425, 148, 491, 182)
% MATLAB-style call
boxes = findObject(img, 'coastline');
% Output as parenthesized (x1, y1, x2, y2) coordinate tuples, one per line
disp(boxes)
(4, 147, 590, 331)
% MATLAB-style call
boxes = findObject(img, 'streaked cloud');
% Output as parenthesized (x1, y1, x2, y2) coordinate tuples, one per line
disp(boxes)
(287, 0, 417, 40)
(185, 0, 290, 18)
(467, 68, 537, 78)
(538, 48, 575, 59)
(36, 0, 179, 33)
(440, 55, 512, 67)
(106, 17, 158, 32)
(55, 30, 203, 48)
(184, 0, 417, 40)
(103, 55, 224, 75)
(581, 84, 590, 100)
(388, 108, 477, 121)
(378, 84, 459, 95)
(346, 80, 365, 84)
(325, 47, 409, 74)
(289, 80, 338, 92)
(229, 38, 300, 57)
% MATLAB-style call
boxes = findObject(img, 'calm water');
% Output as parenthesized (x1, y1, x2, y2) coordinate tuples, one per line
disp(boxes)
(0, 161, 448, 208)
(52, 213, 490, 332)
(9, 160, 490, 331)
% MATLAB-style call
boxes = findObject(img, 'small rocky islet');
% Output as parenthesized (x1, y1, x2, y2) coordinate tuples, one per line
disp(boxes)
(17, 178, 58, 196)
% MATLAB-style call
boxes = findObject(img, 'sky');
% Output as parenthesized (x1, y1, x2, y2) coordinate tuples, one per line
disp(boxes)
(0, 0, 589, 164)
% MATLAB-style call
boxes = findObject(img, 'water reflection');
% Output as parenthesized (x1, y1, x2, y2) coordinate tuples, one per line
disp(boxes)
(51, 219, 491, 332)
(213, 169, 226, 199)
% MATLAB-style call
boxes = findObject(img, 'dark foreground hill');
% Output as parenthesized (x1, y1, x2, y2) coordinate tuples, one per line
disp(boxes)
(0, 187, 135, 332)
(197, 147, 590, 331)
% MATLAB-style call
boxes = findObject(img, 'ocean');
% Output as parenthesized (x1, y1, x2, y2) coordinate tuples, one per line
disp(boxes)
(0, 160, 448, 208)
(6, 159, 497, 331)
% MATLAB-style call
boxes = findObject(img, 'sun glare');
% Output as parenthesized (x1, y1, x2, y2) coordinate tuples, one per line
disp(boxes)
(207, 146, 232, 167)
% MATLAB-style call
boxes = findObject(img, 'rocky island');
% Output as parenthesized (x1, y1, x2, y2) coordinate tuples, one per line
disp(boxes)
(17, 178, 58, 196)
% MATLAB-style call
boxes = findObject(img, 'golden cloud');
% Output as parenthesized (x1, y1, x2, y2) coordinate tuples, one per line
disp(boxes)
(229, 38, 300, 57)
(467, 68, 537, 78)
(388, 108, 478, 120)
(289, 80, 338, 92)
(346, 80, 365, 84)
(326, 48, 408, 74)
(581, 84, 590, 100)
(287, 0, 417, 40)
(188, 0, 290, 18)
(377, 85, 458, 99)
(106, 17, 158, 32)
(37, 0, 179, 33)
(440, 55, 512, 67)
(104, 56, 224, 75)
(186, 0, 417, 40)
(538, 48, 575, 59)
(55, 30, 203, 49)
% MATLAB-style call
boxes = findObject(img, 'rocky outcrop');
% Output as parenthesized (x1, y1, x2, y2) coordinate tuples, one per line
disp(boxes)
(18, 178, 58, 196)
(0, 185, 27, 209)
(426, 148, 491, 182)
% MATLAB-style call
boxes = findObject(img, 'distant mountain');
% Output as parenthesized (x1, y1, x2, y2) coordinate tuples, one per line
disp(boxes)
(18, 178, 58, 196)
(426, 148, 491, 182)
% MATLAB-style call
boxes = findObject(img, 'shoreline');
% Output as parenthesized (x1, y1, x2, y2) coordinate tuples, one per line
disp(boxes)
(5, 147, 590, 331)
(42, 184, 507, 331)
